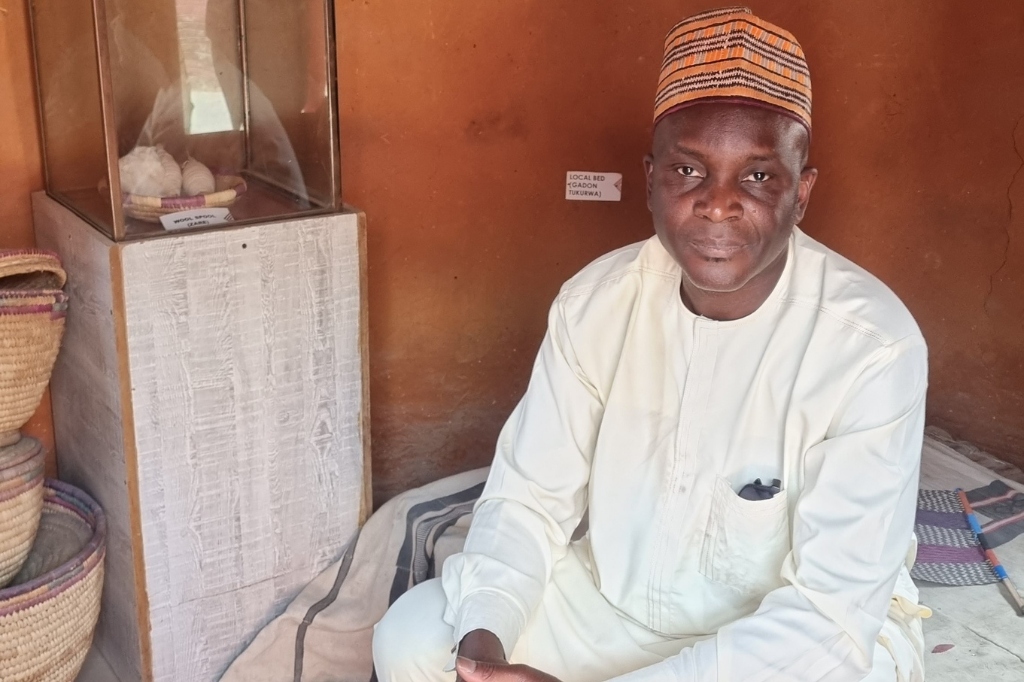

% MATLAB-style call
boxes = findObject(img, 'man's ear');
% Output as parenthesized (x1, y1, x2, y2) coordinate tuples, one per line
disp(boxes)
(793, 166, 818, 224)
(643, 154, 655, 212)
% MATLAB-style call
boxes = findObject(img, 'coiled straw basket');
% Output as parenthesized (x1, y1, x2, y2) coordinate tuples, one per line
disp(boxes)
(0, 480, 106, 682)
(0, 437, 45, 587)
(122, 174, 247, 223)
(0, 251, 68, 442)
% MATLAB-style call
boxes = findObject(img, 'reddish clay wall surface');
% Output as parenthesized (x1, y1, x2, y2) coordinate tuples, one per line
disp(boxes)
(2, 0, 56, 475)
(4, 2, 1023, 500)
(336, 1, 1024, 503)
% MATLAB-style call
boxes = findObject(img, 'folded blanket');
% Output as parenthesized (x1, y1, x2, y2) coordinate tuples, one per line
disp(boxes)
(221, 468, 488, 682)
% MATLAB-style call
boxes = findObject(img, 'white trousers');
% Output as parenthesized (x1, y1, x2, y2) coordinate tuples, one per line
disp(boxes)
(372, 549, 905, 682)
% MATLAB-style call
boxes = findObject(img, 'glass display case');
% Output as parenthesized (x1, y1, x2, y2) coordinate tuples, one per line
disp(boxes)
(29, 0, 340, 241)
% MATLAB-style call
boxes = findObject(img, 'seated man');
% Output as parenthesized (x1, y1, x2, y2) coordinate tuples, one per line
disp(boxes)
(373, 7, 929, 682)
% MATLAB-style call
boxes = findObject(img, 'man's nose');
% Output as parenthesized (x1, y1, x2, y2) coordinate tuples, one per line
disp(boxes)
(693, 181, 743, 222)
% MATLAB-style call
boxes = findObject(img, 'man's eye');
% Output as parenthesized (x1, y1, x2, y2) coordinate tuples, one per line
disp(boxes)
(746, 171, 770, 182)
(677, 166, 699, 177)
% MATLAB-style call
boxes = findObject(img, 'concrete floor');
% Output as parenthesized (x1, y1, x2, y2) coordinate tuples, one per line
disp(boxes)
(918, 435, 1024, 681)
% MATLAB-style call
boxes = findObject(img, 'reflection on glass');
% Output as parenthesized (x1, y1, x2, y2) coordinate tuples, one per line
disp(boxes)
(31, 0, 115, 233)
(177, 0, 236, 135)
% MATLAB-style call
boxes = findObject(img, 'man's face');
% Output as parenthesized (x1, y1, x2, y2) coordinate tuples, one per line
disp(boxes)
(644, 103, 817, 297)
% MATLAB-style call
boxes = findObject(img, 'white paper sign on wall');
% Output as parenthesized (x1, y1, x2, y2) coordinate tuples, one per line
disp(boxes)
(565, 172, 622, 202)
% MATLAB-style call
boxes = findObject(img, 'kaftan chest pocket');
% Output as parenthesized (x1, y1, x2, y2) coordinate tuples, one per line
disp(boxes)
(699, 476, 791, 598)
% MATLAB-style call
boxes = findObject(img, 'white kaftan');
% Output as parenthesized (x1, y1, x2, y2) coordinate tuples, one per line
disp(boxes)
(402, 228, 930, 681)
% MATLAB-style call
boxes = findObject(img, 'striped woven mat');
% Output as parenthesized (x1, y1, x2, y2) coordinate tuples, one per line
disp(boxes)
(912, 481, 1024, 586)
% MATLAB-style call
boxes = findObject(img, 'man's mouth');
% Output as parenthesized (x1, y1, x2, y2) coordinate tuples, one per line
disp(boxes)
(688, 240, 746, 259)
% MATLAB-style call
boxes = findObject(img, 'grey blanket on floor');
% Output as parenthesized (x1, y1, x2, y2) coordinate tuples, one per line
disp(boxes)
(221, 467, 488, 682)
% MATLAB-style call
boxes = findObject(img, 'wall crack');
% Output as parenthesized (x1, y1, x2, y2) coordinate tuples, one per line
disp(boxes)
(985, 114, 1024, 315)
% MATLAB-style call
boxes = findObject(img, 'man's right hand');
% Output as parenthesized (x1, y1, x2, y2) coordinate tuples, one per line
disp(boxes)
(456, 629, 506, 682)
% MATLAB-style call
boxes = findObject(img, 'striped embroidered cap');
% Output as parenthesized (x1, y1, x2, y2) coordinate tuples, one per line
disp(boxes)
(654, 6, 812, 131)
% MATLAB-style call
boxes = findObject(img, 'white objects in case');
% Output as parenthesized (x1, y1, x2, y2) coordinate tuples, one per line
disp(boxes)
(118, 146, 166, 197)
(155, 146, 182, 197)
(181, 158, 216, 196)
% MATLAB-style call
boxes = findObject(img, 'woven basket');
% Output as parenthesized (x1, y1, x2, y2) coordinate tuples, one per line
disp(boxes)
(0, 480, 105, 682)
(0, 251, 66, 292)
(0, 438, 45, 587)
(0, 299, 67, 443)
(0, 251, 68, 441)
(123, 174, 247, 223)
(0, 291, 67, 312)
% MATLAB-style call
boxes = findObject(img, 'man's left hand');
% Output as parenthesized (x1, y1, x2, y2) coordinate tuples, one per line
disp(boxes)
(455, 656, 563, 682)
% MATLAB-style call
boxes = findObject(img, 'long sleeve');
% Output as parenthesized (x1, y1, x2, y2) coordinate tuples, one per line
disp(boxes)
(609, 334, 928, 682)
(441, 295, 603, 657)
